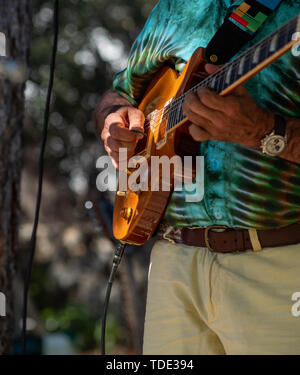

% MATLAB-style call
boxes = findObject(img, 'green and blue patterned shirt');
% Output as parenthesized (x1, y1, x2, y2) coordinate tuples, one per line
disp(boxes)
(113, 0, 300, 229)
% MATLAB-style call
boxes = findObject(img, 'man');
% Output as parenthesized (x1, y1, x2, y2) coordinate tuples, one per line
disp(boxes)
(95, 0, 300, 354)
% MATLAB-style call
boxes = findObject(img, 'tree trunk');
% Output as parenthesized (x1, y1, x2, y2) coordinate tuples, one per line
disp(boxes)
(0, 0, 31, 354)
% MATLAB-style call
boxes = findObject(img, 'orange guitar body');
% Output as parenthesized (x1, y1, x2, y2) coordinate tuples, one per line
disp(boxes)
(113, 48, 206, 245)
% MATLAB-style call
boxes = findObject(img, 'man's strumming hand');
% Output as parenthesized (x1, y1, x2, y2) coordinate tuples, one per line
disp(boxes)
(100, 106, 145, 169)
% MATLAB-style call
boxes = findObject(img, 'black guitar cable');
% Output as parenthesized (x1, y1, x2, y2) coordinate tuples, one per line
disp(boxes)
(101, 242, 127, 355)
(22, 0, 59, 354)
(21, 0, 124, 355)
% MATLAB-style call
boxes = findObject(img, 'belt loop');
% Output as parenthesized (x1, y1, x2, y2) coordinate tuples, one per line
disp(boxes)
(248, 229, 262, 252)
(162, 226, 176, 244)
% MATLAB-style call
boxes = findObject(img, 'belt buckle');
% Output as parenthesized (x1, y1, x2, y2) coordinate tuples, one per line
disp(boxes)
(204, 225, 228, 252)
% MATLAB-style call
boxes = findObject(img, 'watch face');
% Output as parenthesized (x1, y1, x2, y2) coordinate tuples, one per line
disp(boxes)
(265, 135, 287, 156)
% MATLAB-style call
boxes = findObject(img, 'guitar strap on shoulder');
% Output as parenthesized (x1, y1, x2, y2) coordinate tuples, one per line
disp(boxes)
(205, 0, 284, 64)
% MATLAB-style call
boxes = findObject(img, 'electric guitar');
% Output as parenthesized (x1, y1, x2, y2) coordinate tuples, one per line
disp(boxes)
(113, 14, 300, 245)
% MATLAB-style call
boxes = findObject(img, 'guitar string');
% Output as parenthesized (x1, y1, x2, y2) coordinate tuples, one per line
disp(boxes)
(164, 18, 294, 126)
(143, 28, 285, 133)
(143, 20, 291, 132)
(166, 16, 296, 115)
(152, 16, 297, 130)
(141, 17, 296, 133)
(142, 35, 275, 134)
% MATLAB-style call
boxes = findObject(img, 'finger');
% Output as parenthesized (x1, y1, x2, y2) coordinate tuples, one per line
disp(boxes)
(105, 112, 126, 127)
(109, 122, 140, 142)
(127, 107, 145, 139)
(197, 87, 226, 111)
(189, 124, 211, 142)
(204, 63, 223, 75)
(105, 112, 136, 140)
(183, 105, 212, 128)
(183, 92, 218, 123)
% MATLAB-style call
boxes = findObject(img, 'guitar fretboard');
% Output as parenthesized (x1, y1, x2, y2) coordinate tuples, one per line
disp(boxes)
(164, 15, 299, 131)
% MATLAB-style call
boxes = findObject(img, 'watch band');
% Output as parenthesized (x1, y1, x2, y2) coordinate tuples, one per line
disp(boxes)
(274, 114, 286, 136)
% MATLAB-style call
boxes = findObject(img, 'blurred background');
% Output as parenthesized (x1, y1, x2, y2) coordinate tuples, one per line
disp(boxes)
(15, 0, 156, 355)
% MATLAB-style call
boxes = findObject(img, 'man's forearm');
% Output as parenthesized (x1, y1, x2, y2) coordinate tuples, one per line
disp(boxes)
(94, 89, 133, 134)
(281, 119, 300, 164)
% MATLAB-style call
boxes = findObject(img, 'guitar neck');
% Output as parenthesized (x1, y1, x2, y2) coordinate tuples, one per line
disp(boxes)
(165, 14, 300, 132)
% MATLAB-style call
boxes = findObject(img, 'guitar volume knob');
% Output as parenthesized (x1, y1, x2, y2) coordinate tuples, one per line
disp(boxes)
(117, 191, 126, 197)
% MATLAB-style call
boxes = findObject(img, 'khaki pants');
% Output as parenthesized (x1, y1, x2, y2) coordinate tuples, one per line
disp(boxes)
(143, 239, 300, 354)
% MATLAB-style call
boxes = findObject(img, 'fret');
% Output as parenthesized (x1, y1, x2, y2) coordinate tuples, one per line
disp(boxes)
(252, 45, 261, 64)
(286, 18, 296, 43)
(270, 33, 279, 52)
(276, 29, 287, 50)
(225, 64, 233, 84)
(166, 104, 172, 129)
(164, 16, 300, 132)
(210, 75, 217, 90)
(172, 102, 180, 127)
(230, 64, 239, 85)
(217, 74, 226, 93)
(166, 114, 170, 130)
(238, 55, 246, 76)
(180, 103, 185, 123)
(258, 40, 268, 63)
(178, 105, 184, 123)
(167, 114, 171, 130)
(243, 54, 252, 74)
(277, 20, 295, 51)
(169, 103, 176, 129)
(163, 103, 171, 119)
(167, 112, 174, 130)
(172, 103, 180, 126)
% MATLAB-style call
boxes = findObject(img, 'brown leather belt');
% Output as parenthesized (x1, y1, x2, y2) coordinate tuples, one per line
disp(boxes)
(157, 222, 300, 253)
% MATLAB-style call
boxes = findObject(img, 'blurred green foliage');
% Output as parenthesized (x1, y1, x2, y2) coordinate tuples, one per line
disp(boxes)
(24, 0, 156, 353)
(26, 0, 156, 195)
(42, 306, 127, 352)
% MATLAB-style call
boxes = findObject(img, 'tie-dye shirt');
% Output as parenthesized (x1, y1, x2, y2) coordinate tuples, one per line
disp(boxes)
(112, 0, 300, 229)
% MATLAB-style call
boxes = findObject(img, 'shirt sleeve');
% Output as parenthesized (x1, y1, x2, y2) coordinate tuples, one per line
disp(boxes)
(112, 1, 175, 106)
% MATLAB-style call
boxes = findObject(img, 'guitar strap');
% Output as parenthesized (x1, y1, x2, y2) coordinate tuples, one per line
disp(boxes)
(205, 0, 284, 64)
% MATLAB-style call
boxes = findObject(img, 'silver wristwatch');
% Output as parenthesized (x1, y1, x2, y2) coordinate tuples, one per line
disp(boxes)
(261, 115, 287, 157)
